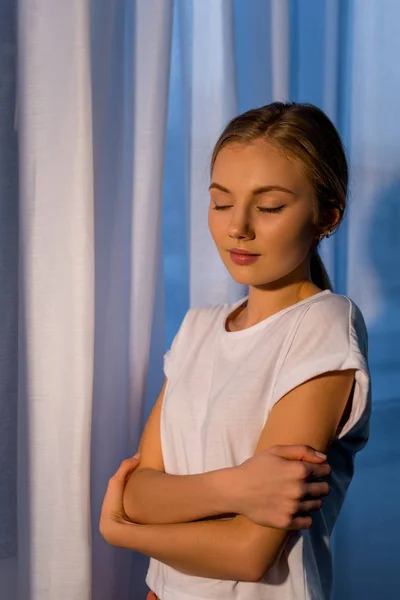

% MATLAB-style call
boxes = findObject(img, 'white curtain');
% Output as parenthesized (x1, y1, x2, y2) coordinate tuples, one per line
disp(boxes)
(3, 0, 173, 598)
(90, 2, 173, 599)
(0, 1, 398, 599)
(17, 0, 94, 596)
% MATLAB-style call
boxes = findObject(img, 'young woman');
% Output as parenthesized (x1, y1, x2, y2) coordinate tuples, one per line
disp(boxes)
(99, 102, 371, 600)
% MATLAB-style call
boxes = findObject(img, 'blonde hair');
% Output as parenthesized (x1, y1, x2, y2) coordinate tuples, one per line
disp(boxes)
(210, 102, 348, 291)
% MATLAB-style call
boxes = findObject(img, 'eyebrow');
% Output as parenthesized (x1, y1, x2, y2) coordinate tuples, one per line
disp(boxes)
(208, 182, 295, 195)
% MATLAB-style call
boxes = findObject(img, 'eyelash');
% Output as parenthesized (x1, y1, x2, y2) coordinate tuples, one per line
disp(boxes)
(212, 205, 285, 214)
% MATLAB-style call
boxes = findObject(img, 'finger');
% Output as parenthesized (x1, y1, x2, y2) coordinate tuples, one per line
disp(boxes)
(289, 514, 313, 530)
(111, 454, 141, 484)
(308, 462, 331, 479)
(304, 481, 330, 498)
(269, 445, 327, 463)
(100, 457, 139, 516)
(291, 460, 331, 481)
(298, 499, 323, 513)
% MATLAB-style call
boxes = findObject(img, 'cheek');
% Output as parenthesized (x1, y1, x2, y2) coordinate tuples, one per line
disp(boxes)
(277, 210, 314, 240)
(291, 215, 316, 247)
(259, 212, 314, 257)
(208, 209, 226, 242)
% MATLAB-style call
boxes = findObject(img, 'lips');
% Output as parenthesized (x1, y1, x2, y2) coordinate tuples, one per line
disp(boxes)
(228, 248, 260, 256)
(228, 250, 260, 265)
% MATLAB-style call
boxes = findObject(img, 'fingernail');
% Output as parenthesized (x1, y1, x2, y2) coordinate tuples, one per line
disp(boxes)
(133, 452, 140, 459)
(315, 451, 327, 459)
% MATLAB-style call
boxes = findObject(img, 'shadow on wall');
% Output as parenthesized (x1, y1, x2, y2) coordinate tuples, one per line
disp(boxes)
(332, 179, 400, 600)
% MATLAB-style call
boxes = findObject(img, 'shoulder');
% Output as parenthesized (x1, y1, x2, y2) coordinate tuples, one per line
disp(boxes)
(293, 292, 368, 357)
(178, 302, 228, 336)
(164, 303, 225, 378)
(302, 292, 366, 333)
(303, 291, 351, 320)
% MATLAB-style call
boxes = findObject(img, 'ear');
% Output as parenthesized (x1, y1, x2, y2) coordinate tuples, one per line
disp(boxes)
(329, 206, 342, 231)
(320, 205, 343, 237)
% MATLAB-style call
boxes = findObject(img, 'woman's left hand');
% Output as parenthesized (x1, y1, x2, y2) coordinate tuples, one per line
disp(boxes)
(99, 453, 141, 546)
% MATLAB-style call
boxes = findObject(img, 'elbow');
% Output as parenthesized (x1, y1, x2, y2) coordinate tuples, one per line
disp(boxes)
(245, 559, 274, 583)
(122, 477, 142, 523)
(241, 542, 282, 583)
(122, 495, 145, 525)
(236, 541, 271, 583)
(251, 565, 271, 583)
(245, 560, 271, 583)
(123, 467, 162, 524)
(239, 561, 267, 584)
(234, 562, 260, 583)
(122, 492, 135, 522)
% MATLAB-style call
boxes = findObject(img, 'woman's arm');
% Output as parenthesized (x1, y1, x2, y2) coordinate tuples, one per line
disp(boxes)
(123, 378, 330, 527)
(109, 515, 261, 582)
(105, 370, 354, 582)
(123, 378, 240, 524)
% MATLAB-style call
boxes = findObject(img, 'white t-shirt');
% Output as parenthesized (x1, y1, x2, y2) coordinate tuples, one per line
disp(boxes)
(145, 289, 371, 600)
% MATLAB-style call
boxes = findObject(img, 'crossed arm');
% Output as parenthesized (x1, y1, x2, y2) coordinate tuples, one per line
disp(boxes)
(109, 370, 356, 581)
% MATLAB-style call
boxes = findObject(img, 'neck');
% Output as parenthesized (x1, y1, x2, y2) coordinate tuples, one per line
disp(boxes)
(239, 277, 321, 330)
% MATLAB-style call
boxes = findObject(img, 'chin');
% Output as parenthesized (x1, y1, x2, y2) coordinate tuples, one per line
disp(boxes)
(224, 261, 294, 288)
(224, 268, 272, 287)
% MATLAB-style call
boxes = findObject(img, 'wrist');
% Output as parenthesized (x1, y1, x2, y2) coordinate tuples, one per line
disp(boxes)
(208, 466, 243, 516)
(102, 519, 140, 550)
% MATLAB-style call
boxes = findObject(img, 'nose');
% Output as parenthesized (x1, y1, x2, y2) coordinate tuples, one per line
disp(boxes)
(228, 209, 255, 241)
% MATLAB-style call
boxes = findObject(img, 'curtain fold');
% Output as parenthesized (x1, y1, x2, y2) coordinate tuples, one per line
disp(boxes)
(17, 1, 95, 598)
(90, 1, 174, 599)
(0, 1, 18, 598)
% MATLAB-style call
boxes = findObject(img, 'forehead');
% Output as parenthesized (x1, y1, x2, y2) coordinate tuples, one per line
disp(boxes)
(211, 139, 310, 194)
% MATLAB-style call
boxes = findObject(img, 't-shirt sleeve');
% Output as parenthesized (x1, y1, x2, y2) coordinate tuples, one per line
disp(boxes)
(270, 296, 371, 440)
(163, 308, 193, 380)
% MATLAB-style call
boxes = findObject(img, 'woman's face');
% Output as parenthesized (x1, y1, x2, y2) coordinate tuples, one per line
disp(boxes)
(208, 139, 318, 288)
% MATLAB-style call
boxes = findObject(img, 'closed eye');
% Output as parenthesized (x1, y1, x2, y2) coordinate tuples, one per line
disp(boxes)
(258, 206, 285, 214)
(212, 205, 285, 214)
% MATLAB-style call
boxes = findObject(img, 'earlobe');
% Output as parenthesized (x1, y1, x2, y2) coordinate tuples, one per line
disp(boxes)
(315, 205, 342, 242)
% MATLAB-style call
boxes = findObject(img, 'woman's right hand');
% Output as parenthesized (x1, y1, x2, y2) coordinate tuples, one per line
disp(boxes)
(235, 445, 331, 530)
